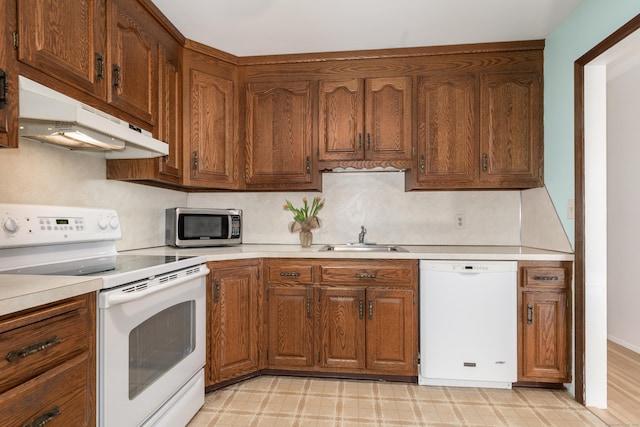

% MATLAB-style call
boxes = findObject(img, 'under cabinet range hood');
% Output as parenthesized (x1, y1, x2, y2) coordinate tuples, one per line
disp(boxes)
(17, 76, 168, 159)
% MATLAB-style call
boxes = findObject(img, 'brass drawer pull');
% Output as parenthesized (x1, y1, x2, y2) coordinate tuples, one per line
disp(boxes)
(532, 275, 559, 281)
(280, 271, 301, 277)
(21, 406, 61, 427)
(355, 272, 376, 279)
(6, 336, 62, 362)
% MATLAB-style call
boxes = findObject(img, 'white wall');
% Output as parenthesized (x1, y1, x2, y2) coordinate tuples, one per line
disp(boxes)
(607, 62, 640, 353)
(0, 139, 187, 250)
(1, 139, 564, 250)
(189, 172, 523, 246)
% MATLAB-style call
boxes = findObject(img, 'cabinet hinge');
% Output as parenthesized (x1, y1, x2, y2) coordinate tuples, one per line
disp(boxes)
(12, 31, 18, 49)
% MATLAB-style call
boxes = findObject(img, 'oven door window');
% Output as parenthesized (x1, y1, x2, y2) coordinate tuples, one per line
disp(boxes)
(129, 300, 195, 399)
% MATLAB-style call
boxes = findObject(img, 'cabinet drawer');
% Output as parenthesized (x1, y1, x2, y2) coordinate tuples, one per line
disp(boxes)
(0, 300, 88, 394)
(522, 267, 567, 289)
(266, 261, 313, 284)
(0, 354, 92, 427)
(320, 261, 415, 285)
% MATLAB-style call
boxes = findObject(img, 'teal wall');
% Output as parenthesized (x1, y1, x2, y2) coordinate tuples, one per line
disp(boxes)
(544, 0, 640, 246)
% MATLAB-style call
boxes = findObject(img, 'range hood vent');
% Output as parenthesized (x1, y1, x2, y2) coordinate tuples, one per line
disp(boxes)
(18, 76, 168, 159)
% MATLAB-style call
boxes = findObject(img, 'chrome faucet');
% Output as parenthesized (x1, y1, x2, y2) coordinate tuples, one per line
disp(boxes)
(358, 225, 367, 243)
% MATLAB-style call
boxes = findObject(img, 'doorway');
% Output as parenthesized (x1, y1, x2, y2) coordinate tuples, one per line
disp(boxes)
(575, 14, 640, 407)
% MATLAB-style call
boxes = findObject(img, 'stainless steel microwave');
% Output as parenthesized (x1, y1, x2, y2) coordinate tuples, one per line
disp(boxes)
(165, 208, 242, 247)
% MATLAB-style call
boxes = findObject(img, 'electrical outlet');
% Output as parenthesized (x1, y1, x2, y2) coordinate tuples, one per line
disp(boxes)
(567, 199, 575, 220)
(455, 214, 465, 229)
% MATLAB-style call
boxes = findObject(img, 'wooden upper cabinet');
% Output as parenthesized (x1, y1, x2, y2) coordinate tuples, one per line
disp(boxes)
(155, 37, 182, 183)
(318, 77, 412, 166)
(108, 0, 157, 124)
(183, 49, 238, 188)
(245, 80, 319, 190)
(16, 0, 107, 99)
(318, 79, 364, 162)
(1, 0, 18, 148)
(480, 71, 543, 188)
(411, 73, 478, 187)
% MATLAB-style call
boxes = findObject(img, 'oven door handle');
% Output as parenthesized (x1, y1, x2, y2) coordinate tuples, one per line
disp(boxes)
(102, 266, 210, 308)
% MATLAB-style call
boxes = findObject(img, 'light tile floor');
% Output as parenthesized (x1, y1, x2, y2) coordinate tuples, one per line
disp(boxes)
(188, 376, 607, 426)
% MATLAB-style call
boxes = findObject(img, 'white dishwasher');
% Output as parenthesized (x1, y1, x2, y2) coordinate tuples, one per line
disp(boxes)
(418, 260, 517, 389)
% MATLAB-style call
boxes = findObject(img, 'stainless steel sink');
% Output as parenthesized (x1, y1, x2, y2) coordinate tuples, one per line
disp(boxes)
(319, 244, 408, 252)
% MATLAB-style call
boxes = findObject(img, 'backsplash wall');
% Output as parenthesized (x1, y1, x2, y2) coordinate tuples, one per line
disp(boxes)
(189, 172, 522, 246)
(2, 139, 571, 250)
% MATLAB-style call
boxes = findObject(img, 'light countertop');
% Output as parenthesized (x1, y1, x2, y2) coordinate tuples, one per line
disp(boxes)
(0, 275, 102, 316)
(123, 243, 574, 262)
(0, 244, 572, 316)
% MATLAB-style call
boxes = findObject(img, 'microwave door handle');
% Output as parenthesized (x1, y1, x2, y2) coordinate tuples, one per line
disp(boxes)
(101, 267, 210, 308)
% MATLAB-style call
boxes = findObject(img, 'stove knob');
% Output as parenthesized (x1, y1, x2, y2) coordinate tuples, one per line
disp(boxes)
(98, 217, 109, 230)
(3, 217, 20, 233)
(109, 217, 120, 229)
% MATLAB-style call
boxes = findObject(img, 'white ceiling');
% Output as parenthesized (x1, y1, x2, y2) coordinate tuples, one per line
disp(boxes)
(150, 0, 585, 57)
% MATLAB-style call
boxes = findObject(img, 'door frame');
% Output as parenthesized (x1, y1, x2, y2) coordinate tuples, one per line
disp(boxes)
(574, 13, 640, 405)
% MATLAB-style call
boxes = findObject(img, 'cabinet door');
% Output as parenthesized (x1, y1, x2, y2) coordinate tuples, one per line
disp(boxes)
(318, 287, 365, 370)
(365, 288, 414, 374)
(318, 79, 364, 162)
(480, 71, 542, 188)
(267, 285, 314, 368)
(17, 0, 107, 99)
(364, 77, 412, 161)
(108, 0, 156, 124)
(245, 80, 319, 190)
(184, 65, 237, 188)
(0, 0, 18, 148)
(208, 261, 259, 386)
(156, 39, 182, 183)
(521, 291, 569, 382)
(412, 73, 478, 188)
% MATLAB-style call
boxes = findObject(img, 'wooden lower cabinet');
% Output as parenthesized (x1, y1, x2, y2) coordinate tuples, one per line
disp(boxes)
(206, 259, 261, 387)
(267, 285, 314, 368)
(265, 259, 417, 378)
(517, 261, 572, 384)
(0, 294, 96, 426)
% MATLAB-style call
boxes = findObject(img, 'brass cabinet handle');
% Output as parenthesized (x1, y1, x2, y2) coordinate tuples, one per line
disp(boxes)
(359, 300, 364, 320)
(0, 68, 8, 109)
(355, 272, 376, 279)
(482, 153, 488, 172)
(368, 300, 373, 320)
(95, 53, 105, 82)
(366, 133, 371, 151)
(112, 64, 122, 89)
(213, 280, 220, 303)
(357, 133, 362, 151)
(420, 155, 425, 173)
(6, 336, 62, 362)
(279, 271, 301, 277)
(306, 156, 311, 174)
(21, 406, 61, 427)
(527, 303, 534, 325)
(532, 275, 559, 281)
(306, 297, 312, 318)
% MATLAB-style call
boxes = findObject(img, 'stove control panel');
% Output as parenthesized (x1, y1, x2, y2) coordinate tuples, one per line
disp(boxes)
(0, 204, 121, 248)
